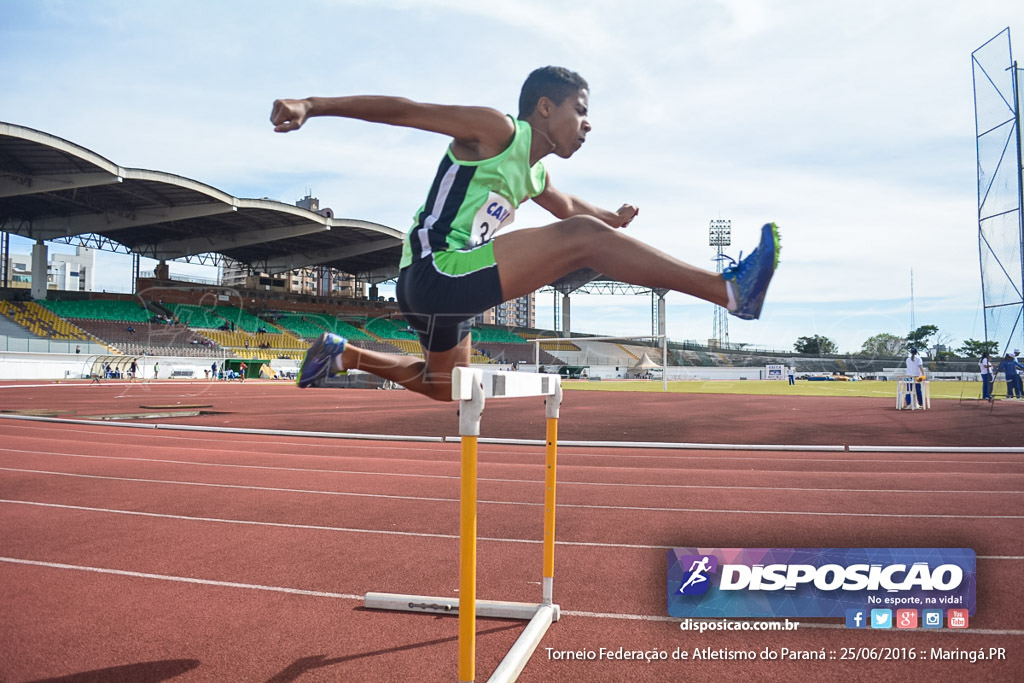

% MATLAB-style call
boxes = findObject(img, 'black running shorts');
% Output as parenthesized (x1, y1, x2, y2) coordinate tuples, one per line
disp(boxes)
(396, 246, 505, 353)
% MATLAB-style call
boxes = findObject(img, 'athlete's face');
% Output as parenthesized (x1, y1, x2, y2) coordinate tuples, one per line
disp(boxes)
(548, 88, 590, 158)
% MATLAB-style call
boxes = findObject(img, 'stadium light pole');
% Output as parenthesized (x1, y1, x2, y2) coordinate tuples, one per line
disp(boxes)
(709, 219, 731, 348)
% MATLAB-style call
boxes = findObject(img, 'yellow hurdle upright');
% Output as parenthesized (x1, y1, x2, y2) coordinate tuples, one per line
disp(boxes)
(542, 416, 558, 603)
(364, 368, 563, 683)
(459, 434, 479, 681)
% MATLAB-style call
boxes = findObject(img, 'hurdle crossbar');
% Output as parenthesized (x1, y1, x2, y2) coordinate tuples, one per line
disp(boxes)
(531, 334, 668, 391)
(363, 367, 563, 683)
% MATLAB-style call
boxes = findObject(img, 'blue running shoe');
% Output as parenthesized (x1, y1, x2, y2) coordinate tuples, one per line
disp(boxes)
(296, 333, 347, 388)
(721, 223, 781, 320)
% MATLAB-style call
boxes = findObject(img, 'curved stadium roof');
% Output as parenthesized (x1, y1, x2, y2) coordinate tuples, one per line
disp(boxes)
(0, 122, 404, 283)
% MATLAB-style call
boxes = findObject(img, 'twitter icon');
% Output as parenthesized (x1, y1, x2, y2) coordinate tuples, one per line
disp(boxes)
(870, 609, 893, 629)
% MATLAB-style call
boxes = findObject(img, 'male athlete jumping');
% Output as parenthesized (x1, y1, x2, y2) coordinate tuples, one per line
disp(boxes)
(272, 66, 780, 401)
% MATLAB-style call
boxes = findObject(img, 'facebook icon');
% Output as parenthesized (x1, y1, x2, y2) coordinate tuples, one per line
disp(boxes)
(845, 608, 867, 629)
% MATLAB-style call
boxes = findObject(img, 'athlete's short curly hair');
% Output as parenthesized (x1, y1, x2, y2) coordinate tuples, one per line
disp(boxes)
(518, 66, 588, 119)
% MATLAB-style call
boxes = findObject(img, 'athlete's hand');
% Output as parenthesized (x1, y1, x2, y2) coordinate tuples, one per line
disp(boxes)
(614, 204, 639, 228)
(271, 99, 312, 133)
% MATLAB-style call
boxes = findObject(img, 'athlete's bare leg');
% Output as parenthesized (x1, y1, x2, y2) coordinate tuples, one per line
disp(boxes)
(307, 216, 747, 403)
(493, 216, 729, 305)
(341, 216, 727, 401)
(339, 334, 471, 402)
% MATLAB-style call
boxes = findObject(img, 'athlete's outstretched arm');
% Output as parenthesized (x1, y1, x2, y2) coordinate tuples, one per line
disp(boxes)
(532, 175, 639, 229)
(270, 96, 515, 159)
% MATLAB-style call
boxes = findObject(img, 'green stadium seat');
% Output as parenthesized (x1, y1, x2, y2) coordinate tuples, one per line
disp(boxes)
(38, 299, 151, 322)
(365, 318, 418, 340)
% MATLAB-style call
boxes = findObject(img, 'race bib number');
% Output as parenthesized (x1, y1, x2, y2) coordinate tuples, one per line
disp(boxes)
(468, 192, 515, 246)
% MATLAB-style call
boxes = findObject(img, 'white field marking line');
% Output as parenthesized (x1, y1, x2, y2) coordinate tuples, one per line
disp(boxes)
(3, 422, 1022, 467)
(1, 501, 1021, 562)
(5, 414, 1024, 459)
(2, 448, 1022, 497)
(2, 471, 1022, 520)
(3, 556, 1021, 636)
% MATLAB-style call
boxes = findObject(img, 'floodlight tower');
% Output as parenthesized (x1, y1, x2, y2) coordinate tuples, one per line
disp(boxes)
(709, 219, 731, 347)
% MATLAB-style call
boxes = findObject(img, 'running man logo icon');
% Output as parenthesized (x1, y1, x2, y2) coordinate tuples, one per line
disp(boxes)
(677, 554, 719, 596)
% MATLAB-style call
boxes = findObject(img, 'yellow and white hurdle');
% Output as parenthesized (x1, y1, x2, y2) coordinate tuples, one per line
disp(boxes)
(364, 367, 563, 682)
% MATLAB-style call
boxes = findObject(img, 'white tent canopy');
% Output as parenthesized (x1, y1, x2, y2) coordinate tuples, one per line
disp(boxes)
(627, 352, 663, 377)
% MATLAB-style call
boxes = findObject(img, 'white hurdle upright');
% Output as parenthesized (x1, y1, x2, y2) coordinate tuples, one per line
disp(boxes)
(364, 367, 563, 683)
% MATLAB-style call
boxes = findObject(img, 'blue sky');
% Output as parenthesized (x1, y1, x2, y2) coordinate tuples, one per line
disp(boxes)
(2, 0, 1022, 353)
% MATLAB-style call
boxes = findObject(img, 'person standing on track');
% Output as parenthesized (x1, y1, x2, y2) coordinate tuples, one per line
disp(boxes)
(274, 66, 780, 401)
(997, 353, 1024, 399)
(979, 351, 994, 402)
(904, 348, 925, 407)
(1014, 350, 1023, 398)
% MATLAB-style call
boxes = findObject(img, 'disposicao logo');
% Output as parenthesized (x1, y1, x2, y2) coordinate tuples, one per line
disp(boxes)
(676, 554, 718, 596)
(667, 548, 976, 619)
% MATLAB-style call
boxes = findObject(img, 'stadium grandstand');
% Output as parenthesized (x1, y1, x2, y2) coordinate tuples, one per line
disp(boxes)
(0, 120, 985, 382)
(0, 276, 987, 381)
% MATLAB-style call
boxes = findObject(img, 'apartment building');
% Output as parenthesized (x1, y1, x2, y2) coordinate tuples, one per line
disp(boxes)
(5, 246, 96, 292)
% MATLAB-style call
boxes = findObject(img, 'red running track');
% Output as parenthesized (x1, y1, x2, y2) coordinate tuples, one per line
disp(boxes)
(0, 381, 1022, 681)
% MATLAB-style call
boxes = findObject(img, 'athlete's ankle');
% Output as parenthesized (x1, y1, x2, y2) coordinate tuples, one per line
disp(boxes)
(724, 279, 738, 312)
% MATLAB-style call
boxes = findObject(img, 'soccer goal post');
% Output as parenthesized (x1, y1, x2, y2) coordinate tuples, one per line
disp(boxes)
(530, 334, 668, 391)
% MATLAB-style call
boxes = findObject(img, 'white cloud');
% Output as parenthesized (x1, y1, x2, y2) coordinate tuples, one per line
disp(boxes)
(2, 0, 1022, 350)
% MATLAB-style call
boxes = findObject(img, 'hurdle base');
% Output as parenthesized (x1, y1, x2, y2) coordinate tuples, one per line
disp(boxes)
(364, 593, 559, 682)
(363, 592, 560, 622)
(488, 603, 556, 683)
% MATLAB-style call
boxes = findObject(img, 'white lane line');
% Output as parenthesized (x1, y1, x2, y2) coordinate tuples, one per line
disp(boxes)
(8, 471, 1024, 518)
(0, 556, 363, 599)
(1, 498, 463, 541)
(4, 468, 1023, 519)
(2, 429, 1022, 471)
(0, 414, 441, 443)
(0, 468, 464, 505)
(4, 499, 1024, 552)
(4, 418, 1024, 463)
(2, 557, 1021, 636)
(0, 425, 455, 455)
(2, 448, 1021, 496)
(6, 485, 1024, 557)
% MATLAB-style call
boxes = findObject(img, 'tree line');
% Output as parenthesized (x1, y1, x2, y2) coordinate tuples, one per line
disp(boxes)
(793, 325, 1000, 358)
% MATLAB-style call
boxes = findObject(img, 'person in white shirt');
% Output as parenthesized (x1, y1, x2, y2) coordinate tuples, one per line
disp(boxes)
(1014, 350, 1023, 398)
(904, 348, 925, 407)
(979, 352, 994, 402)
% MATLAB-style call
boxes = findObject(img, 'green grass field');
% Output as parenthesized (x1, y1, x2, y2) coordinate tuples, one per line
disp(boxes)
(562, 379, 991, 400)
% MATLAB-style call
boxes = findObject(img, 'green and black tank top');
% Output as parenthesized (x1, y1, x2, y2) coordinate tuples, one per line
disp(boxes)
(399, 117, 547, 271)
